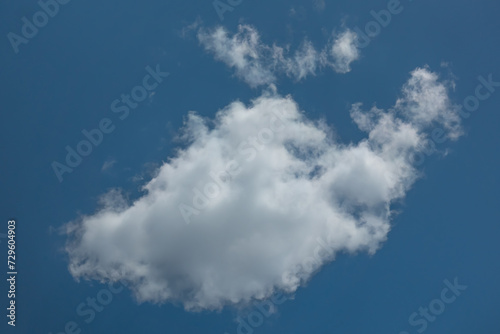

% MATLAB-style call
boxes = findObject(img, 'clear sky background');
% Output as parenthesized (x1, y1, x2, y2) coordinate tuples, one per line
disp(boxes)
(0, 0, 499, 333)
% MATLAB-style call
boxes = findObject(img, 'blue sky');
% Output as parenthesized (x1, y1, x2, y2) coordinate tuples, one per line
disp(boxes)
(1, 0, 499, 333)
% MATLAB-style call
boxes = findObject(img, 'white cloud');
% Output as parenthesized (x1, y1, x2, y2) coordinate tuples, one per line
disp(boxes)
(101, 158, 117, 172)
(65, 67, 461, 311)
(396, 68, 462, 139)
(321, 29, 360, 74)
(197, 25, 360, 87)
(313, 0, 326, 11)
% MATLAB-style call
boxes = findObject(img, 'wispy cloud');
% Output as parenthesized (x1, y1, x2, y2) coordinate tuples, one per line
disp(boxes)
(321, 29, 360, 74)
(101, 158, 117, 172)
(197, 25, 360, 87)
(313, 0, 326, 12)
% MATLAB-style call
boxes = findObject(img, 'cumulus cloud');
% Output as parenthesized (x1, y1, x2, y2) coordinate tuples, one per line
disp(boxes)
(197, 25, 360, 87)
(65, 67, 461, 311)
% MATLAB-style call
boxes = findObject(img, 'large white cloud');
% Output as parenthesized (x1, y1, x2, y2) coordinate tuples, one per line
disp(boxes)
(197, 25, 360, 87)
(65, 67, 461, 311)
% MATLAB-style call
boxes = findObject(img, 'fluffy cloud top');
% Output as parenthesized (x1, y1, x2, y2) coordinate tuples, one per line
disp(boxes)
(66, 67, 460, 311)
(197, 25, 360, 87)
